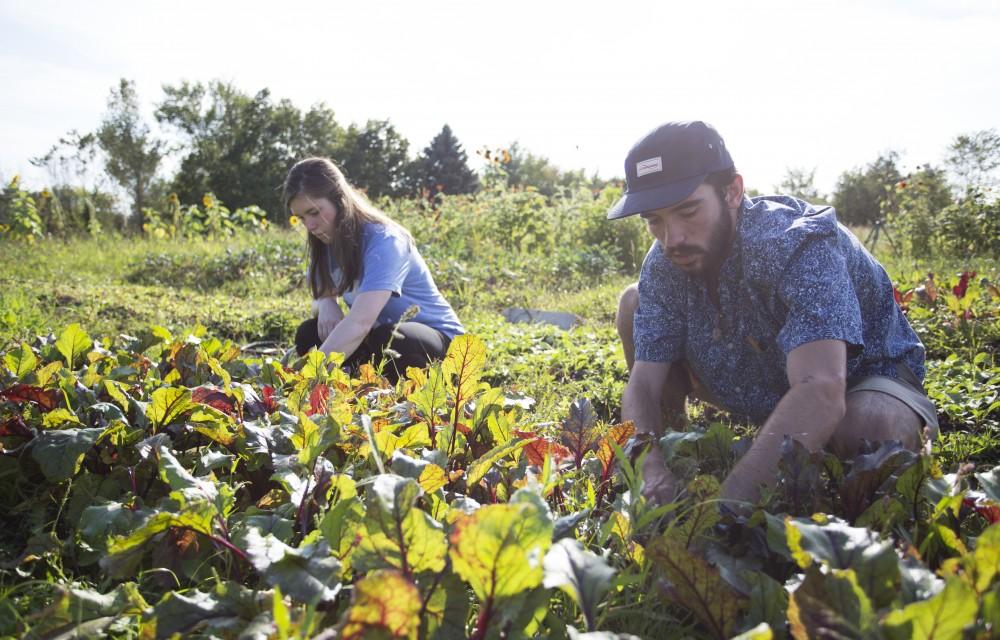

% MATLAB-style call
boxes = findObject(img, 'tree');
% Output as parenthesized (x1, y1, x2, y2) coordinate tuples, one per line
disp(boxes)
(155, 81, 343, 218)
(775, 166, 824, 203)
(411, 124, 479, 197)
(831, 151, 902, 227)
(94, 79, 167, 228)
(945, 128, 1000, 194)
(336, 119, 412, 199)
(492, 141, 593, 199)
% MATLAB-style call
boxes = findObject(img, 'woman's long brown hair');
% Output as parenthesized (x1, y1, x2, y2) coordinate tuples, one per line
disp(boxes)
(282, 158, 411, 299)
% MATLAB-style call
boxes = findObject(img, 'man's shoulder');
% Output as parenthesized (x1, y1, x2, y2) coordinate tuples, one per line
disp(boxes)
(740, 195, 842, 279)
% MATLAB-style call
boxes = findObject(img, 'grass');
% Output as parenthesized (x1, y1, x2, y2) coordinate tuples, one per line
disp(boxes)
(1, 229, 998, 451)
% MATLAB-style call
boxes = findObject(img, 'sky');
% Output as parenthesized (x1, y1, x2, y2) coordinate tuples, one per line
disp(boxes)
(1, 0, 998, 196)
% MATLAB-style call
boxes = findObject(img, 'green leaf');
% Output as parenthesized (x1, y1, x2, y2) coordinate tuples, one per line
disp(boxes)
(102, 379, 132, 411)
(29, 583, 148, 639)
(976, 465, 1000, 503)
(788, 566, 877, 639)
(449, 497, 553, 603)
(465, 438, 529, 487)
(101, 500, 219, 578)
(741, 570, 788, 634)
(669, 475, 721, 549)
(353, 474, 447, 575)
(727, 623, 773, 640)
(783, 516, 901, 608)
(56, 323, 92, 368)
(408, 365, 447, 425)
(4, 342, 37, 378)
(839, 441, 919, 521)
(148, 581, 269, 638)
(189, 406, 236, 447)
(883, 577, 978, 640)
(983, 587, 1000, 635)
(146, 386, 194, 430)
(543, 538, 616, 632)
(78, 501, 151, 561)
(319, 495, 365, 562)
(940, 522, 1000, 593)
(42, 407, 83, 429)
(30, 427, 105, 482)
(646, 536, 747, 639)
(273, 587, 291, 639)
(243, 528, 342, 604)
(442, 334, 486, 400)
(421, 572, 469, 640)
(338, 569, 421, 639)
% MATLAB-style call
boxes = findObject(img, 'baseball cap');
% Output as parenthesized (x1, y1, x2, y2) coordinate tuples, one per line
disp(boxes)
(607, 121, 734, 220)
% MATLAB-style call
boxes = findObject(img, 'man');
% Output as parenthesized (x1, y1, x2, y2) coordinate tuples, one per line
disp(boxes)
(608, 121, 938, 506)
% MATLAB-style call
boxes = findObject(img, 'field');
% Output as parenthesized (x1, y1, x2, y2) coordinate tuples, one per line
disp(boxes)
(1, 189, 999, 639)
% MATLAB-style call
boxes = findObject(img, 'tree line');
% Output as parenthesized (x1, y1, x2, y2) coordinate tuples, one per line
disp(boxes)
(21, 79, 609, 231)
(5, 78, 1000, 241)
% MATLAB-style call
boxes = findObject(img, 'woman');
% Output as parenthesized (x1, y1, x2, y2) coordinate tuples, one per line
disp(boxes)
(284, 157, 464, 381)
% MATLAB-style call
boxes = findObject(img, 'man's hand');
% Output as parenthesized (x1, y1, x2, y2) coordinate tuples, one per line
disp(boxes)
(720, 339, 847, 505)
(315, 297, 345, 341)
(641, 445, 678, 506)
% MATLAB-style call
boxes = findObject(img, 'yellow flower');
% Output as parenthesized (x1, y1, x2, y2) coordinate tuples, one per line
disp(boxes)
(153, 227, 166, 239)
(202, 194, 215, 208)
(289, 215, 300, 227)
(260, 218, 269, 228)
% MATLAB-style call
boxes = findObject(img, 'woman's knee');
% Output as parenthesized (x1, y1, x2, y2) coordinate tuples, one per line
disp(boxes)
(295, 318, 320, 356)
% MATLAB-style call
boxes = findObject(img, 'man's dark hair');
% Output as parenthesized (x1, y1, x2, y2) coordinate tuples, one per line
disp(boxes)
(704, 167, 739, 204)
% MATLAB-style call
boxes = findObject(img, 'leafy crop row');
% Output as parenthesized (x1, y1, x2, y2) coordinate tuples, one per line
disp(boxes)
(3, 320, 1000, 638)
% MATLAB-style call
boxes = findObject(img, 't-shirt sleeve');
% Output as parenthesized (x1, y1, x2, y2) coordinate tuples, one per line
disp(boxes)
(775, 237, 864, 356)
(633, 244, 686, 363)
(356, 227, 411, 296)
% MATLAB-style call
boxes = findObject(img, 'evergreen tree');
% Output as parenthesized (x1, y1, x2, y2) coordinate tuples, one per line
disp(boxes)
(413, 125, 479, 197)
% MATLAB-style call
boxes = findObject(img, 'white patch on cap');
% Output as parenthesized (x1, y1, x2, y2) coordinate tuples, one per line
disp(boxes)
(636, 157, 662, 177)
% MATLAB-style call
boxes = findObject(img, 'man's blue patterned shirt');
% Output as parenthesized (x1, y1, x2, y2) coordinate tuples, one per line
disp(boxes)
(633, 195, 926, 425)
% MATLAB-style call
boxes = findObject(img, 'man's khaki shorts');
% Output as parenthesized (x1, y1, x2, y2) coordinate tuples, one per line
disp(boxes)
(846, 363, 940, 440)
(678, 360, 940, 440)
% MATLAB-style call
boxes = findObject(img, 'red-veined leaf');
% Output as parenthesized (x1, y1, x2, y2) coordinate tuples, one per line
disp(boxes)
(0, 415, 33, 439)
(0, 383, 61, 412)
(192, 387, 237, 416)
(596, 422, 635, 474)
(309, 384, 330, 415)
(523, 436, 572, 467)
(560, 398, 599, 469)
(339, 569, 420, 640)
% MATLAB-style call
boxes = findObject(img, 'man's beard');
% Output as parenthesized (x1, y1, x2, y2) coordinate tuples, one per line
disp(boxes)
(667, 206, 734, 277)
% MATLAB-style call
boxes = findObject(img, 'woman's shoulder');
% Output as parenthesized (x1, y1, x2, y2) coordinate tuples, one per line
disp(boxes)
(362, 221, 410, 242)
(361, 222, 413, 258)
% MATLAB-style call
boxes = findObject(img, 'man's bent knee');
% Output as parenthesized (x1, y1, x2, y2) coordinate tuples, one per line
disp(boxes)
(617, 283, 639, 370)
(829, 390, 924, 458)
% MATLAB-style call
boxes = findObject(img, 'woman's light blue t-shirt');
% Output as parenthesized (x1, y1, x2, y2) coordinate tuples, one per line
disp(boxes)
(329, 223, 464, 339)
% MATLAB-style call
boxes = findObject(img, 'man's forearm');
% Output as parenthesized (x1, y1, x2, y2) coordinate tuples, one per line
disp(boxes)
(721, 380, 845, 502)
(622, 380, 665, 437)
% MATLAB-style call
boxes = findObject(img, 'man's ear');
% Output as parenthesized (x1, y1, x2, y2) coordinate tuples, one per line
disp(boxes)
(726, 174, 745, 209)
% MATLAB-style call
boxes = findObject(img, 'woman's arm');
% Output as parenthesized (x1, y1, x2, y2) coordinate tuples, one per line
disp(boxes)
(314, 296, 346, 341)
(318, 290, 392, 359)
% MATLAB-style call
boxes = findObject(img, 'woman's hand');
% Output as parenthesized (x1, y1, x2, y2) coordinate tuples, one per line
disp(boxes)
(315, 297, 345, 341)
